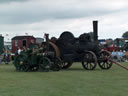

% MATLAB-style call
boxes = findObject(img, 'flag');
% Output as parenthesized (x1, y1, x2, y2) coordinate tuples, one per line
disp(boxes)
(25, 33, 28, 35)
(6, 34, 9, 36)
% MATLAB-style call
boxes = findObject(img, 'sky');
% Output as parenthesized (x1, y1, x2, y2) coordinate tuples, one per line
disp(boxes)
(0, 0, 128, 41)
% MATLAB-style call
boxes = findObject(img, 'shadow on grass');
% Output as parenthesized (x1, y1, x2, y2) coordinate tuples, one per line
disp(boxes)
(11, 67, 110, 72)
(61, 67, 103, 72)
(0, 64, 113, 73)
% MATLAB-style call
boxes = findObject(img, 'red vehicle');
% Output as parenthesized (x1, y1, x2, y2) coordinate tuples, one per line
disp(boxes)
(103, 45, 118, 52)
(11, 36, 36, 53)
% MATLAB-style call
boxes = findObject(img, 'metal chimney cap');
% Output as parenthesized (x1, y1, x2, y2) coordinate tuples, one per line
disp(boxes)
(93, 20, 98, 22)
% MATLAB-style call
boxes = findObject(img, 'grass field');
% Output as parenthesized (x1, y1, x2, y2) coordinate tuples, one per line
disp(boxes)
(0, 62, 128, 96)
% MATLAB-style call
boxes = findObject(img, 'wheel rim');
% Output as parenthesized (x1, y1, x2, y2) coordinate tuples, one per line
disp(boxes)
(82, 51, 97, 70)
(39, 57, 51, 72)
(98, 50, 113, 69)
(55, 57, 62, 67)
(51, 57, 62, 71)
(98, 61, 112, 69)
(61, 62, 73, 69)
(14, 54, 29, 72)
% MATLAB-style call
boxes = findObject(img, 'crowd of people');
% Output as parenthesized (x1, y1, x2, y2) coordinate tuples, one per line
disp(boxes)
(111, 50, 128, 62)
(0, 43, 128, 64)
(0, 47, 24, 64)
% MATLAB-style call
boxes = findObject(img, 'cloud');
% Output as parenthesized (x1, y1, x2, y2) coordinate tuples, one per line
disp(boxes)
(0, 0, 28, 3)
(1, 0, 128, 41)
(0, 0, 128, 24)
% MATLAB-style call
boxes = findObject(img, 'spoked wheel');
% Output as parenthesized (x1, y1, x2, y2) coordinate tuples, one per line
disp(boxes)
(14, 54, 29, 72)
(82, 51, 97, 70)
(39, 57, 51, 72)
(98, 50, 113, 69)
(61, 61, 73, 69)
(51, 57, 62, 71)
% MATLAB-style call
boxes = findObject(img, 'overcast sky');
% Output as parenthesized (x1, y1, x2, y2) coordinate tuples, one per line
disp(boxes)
(0, 0, 128, 41)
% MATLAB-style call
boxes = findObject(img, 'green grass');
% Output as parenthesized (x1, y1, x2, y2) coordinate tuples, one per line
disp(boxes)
(0, 62, 128, 96)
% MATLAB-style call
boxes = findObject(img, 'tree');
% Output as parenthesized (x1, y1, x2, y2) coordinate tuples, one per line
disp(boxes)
(122, 31, 128, 38)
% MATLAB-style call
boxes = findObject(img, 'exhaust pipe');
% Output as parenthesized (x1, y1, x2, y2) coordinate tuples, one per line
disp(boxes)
(93, 21, 98, 41)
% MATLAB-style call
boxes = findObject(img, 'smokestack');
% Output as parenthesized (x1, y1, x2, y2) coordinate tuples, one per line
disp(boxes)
(93, 21, 98, 41)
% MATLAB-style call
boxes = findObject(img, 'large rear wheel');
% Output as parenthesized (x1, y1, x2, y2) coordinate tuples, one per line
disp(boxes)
(61, 62, 73, 69)
(59, 31, 74, 40)
(51, 57, 62, 71)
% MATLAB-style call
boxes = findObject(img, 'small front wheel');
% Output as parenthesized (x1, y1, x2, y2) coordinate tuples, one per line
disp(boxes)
(82, 51, 97, 70)
(98, 50, 113, 69)
(39, 57, 51, 72)
(14, 54, 29, 72)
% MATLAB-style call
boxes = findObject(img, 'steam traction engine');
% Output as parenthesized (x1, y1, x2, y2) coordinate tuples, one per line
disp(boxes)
(14, 21, 113, 72)
(14, 35, 61, 72)
(49, 21, 113, 70)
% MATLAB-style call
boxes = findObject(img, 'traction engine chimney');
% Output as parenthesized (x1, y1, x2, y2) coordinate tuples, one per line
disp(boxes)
(93, 21, 98, 41)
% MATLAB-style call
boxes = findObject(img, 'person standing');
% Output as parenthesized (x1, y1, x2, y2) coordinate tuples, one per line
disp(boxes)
(3, 50, 10, 64)
(117, 50, 124, 62)
(112, 50, 117, 60)
(17, 47, 22, 55)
